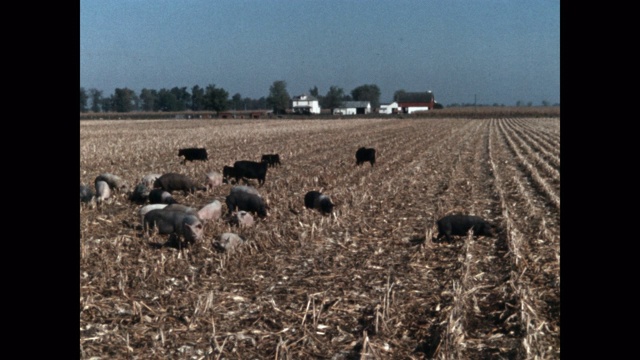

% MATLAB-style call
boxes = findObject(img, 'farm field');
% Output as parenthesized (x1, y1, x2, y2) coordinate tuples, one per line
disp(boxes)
(80, 117, 560, 359)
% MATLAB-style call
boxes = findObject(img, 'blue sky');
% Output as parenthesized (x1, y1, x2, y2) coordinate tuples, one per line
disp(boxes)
(80, 0, 560, 106)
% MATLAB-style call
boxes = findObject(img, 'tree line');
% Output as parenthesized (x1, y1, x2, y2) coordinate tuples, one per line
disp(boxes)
(80, 81, 394, 114)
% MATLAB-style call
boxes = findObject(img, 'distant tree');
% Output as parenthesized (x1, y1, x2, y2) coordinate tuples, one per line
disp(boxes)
(101, 95, 114, 112)
(113, 88, 136, 112)
(89, 88, 103, 112)
(140, 88, 158, 111)
(393, 89, 407, 102)
(157, 89, 178, 111)
(191, 85, 205, 111)
(231, 93, 243, 110)
(541, 100, 550, 106)
(351, 84, 381, 109)
(433, 102, 444, 109)
(80, 87, 88, 112)
(516, 100, 523, 106)
(527, 101, 533, 107)
(323, 86, 345, 111)
(204, 84, 229, 113)
(267, 81, 290, 115)
(309, 86, 319, 97)
(170, 87, 190, 111)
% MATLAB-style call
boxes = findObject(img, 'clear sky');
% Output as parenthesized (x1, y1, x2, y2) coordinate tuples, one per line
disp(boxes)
(80, 0, 560, 106)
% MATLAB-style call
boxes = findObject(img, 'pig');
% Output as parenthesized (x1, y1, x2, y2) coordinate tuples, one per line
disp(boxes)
(95, 180, 111, 203)
(356, 147, 376, 167)
(232, 160, 268, 186)
(197, 200, 223, 222)
(163, 204, 198, 214)
(148, 189, 178, 204)
(143, 208, 204, 244)
(226, 185, 268, 218)
(128, 183, 150, 204)
(435, 214, 497, 243)
(153, 173, 206, 195)
(141, 173, 162, 188)
(94, 173, 128, 193)
(139, 204, 168, 223)
(304, 191, 334, 215)
(213, 232, 246, 252)
(204, 171, 223, 191)
(236, 210, 255, 227)
(80, 184, 95, 203)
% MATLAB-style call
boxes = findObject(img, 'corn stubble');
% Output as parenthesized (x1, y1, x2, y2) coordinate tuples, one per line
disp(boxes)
(81, 115, 560, 359)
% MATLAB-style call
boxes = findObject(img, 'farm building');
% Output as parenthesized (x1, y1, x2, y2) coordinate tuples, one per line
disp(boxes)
(333, 101, 372, 115)
(379, 102, 400, 114)
(292, 95, 321, 115)
(397, 91, 435, 113)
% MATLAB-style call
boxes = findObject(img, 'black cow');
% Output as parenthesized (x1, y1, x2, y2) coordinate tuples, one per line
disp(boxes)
(356, 147, 376, 166)
(153, 173, 206, 195)
(304, 191, 334, 215)
(178, 148, 208, 164)
(233, 160, 269, 186)
(222, 165, 237, 184)
(261, 154, 281, 168)
(435, 214, 497, 243)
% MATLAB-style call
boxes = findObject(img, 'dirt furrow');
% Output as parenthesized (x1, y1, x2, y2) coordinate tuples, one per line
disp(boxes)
(505, 118, 560, 173)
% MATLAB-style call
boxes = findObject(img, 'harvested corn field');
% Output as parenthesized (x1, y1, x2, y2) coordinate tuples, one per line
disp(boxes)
(80, 117, 560, 359)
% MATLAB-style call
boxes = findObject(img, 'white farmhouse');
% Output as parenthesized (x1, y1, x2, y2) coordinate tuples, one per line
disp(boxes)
(379, 102, 399, 114)
(333, 101, 372, 115)
(292, 95, 321, 114)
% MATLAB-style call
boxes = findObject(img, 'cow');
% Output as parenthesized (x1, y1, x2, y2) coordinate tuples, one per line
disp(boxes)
(356, 147, 376, 166)
(204, 171, 223, 190)
(226, 185, 268, 218)
(304, 191, 334, 215)
(435, 214, 497, 243)
(222, 166, 237, 184)
(261, 154, 281, 168)
(143, 208, 204, 244)
(80, 184, 95, 203)
(128, 183, 150, 204)
(148, 189, 178, 205)
(232, 160, 269, 186)
(178, 147, 208, 164)
(95, 173, 129, 192)
(153, 173, 206, 195)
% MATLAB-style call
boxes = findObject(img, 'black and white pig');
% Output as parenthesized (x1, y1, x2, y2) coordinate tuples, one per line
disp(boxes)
(95, 173, 129, 193)
(153, 173, 206, 195)
(225, 185, 268, 218)
(148, 189, 178, 204)
(143, 208, 204, 244)
(304, 191, 334, 215)
(435, 214, 497, 243)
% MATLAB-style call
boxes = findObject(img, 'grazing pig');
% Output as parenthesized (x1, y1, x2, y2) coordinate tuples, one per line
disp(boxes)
(95, 180, 111, 203)
(222, 166, 237, 184)
(153, 173, 206, 194)
(143, 208, 204, 244)
(148, 189, 178, 204)
(204, 171, 223, 190)
(435, 214, 496, 243)
(80, 184, 95, 203)
(261, 154, 281, 168)
(197, 200, 223, 222)
(141, 173, 162, 188)
(304, 191, 334, 215)
(163, 204, 198, 214)
(236, 210, 255, 227)
(356, 147, 376, 166)
(226, 185, 268, 218)
(95, 173, 129, 192)
(139, 204, 168, 223)
(178, 147, 208, 163)
(213, 233, 246, 252)
(233, 160, 269, 186)
(128, 183, 150, 204)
